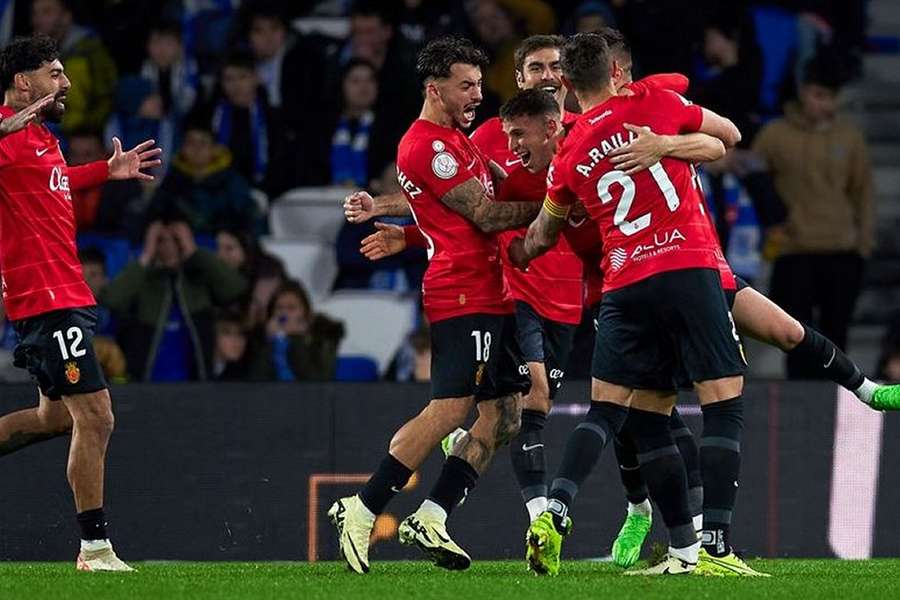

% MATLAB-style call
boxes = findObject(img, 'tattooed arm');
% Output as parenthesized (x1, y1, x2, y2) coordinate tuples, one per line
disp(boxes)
(343, 190, 411, 222)
(507, 199, 569, 270)
(439, 178, 541, 234)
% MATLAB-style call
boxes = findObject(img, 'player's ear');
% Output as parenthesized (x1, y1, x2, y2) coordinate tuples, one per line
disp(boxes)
(515, 69, 525, 89)
(13, 72, 30, 93)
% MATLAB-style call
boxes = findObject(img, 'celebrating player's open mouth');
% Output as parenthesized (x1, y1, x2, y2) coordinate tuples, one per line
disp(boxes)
(461, 102, 479, 126)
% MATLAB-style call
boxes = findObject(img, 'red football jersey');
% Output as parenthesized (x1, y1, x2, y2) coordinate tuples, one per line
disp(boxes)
(0, 106, 107, 320)
(496, 166, 582, 324)
(547, 88, 720, 293)
(469, 111, 580, 177)
(396, 119, 511, 323)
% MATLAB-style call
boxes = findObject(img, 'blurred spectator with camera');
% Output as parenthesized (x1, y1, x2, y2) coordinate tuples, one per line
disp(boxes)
(249, 280, 344, 382)
(385, 325, 431, 383)
(101, 218, 248, 382)
(151, 120, 261, 236)
(78, 247, 127, 382)
(753, 56, 873, 379)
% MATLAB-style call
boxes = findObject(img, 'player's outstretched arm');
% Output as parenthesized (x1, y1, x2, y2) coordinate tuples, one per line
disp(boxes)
(107, 137, 163, 181)
(609, 124, 726, 175)
(699, 107, 741, 148)
(0, 93, 55, 140)
(343, 191, 411, 223)
(439, 178, 541, 234)
(508, 199, 567, 269)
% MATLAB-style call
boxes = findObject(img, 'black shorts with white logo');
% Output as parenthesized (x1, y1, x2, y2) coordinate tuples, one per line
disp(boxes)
(514, 301, 577, 400)
(431, 313, 531, 401)
(13, 307, 108, 400)
(592, 268, 746, 390)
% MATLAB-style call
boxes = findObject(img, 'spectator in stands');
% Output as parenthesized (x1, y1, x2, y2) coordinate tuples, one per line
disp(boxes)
(249, 280, 344, 382)
(690, 14, 764, 144)
(386, 325, 431, 383)
(754, 57, 873, 379)
(330, 59, 379, 187)
(216, 227, 254, 275)
(67, 129, 146, 239)
(31, 0, 117, 134)
(323, 1, 420, 171)
(246, 253, 287, 330)
(151, 119, 261, 236)
(140, 19, 198, 118)
(78, 247, 127, 382)
(213, 309, 251, 381)
(246, 6, 294, 111)
(570, 0, 617, 34)
(211, 51, 291, 195)
(105, 75, 177, 178)
(393, 0, 465, 47)
(465, 0, 555, 103)
(101, 218, 248, 382)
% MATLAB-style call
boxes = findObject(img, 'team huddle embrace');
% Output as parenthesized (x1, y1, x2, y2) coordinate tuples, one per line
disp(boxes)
(333, 31, 900, 577)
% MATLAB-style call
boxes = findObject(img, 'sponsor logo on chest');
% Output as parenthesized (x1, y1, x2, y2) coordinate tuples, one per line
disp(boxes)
(49, 166, 70, 193)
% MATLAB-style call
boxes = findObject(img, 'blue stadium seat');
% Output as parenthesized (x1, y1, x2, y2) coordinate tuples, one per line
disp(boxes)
(76, 234, 133, 279)
(335, 355, 379, 382)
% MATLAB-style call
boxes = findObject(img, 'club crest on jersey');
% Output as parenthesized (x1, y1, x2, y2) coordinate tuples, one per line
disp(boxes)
(64, 361, 80, 384)
(432, 151, 458, 179)
(49, 166, 70, 193)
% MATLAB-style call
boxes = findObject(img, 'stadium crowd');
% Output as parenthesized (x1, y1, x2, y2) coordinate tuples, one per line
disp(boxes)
(0, 0, 893, 383)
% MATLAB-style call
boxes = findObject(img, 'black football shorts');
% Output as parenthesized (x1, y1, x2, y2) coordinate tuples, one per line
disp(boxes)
(13, 307, 108, 400)
(514, 301, 577, 400)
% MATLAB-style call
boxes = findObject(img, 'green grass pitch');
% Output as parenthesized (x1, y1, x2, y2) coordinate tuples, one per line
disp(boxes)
(2, 559, 898, 599)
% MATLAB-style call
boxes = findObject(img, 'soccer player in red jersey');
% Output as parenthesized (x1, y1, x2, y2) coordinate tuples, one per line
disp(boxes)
(0, 36, 161, 571)
(328, 37, 543, 575)
(510, 33, 750, 576)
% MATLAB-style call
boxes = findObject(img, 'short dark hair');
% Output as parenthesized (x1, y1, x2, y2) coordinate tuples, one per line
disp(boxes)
(78, 246, 107, 271)
(561, 33, 611, 93)
(0, 35, 60, 91)
(802, 55, 845, 92)
(514, 34, 565, 73)
(416, 36, 488, 84)
(595, 26, 629, 58)
(149, 19, 182, 39)
(350, 0, 394, 24)
(500, 88, 560, 121)
(222, 51, 256, 73)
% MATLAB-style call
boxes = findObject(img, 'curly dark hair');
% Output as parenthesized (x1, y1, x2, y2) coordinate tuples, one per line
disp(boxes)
(513, 34, 565, 74)
(560, 33, 611, 93)
(0, 35, 60, 92)
(416, 36, 488, 83)
(499, 88, 560, 121)
(595, 26, 630, 58)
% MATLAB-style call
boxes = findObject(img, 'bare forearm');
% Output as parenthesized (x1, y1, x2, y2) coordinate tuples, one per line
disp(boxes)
(475, 201, 542, 233)
(373, 192, 411, 217)
(663, 133, 726, 163)
(523, 209, 563, 260)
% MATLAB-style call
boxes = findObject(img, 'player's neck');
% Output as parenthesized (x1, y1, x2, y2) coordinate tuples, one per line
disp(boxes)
(3, 91, 42, 122)
(419, 101, 455, 129)
(576, 88, 616, 114)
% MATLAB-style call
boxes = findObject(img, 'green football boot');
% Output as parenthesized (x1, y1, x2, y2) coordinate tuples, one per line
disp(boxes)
(870, 384, 900, 411)
(611, 510, 653, 568)
(526, 511, 572, 576)
(694, 548, 770, 577)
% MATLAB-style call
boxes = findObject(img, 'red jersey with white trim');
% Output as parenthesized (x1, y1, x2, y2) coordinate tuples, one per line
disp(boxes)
(0, 106, 104, 321)
(396, 119, 511, 323)
(547, 87, 720, 293)
(469, 111, 580, 177)
(561, 212, 604, 307)
(496, 166, 582, 324)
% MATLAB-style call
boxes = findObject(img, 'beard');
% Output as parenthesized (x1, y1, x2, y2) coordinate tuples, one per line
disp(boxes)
(39, 92, 66, 123)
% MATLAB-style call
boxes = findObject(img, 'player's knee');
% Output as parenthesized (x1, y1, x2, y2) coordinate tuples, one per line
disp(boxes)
(69, 392, 115, 438)
(423, 399, 470, 431)
(524, 384, 551, 414)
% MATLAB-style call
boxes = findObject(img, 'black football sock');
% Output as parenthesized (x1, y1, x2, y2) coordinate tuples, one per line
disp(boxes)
(788, 324, 865, 391)
(427, 456, 479, 515)
(629, 409, 696, 550)
(77, 507, 108, 541)
(359, 454, 413, 515)
(510, 409, 548, 506)
(700, 397, 744, 557)
(547, 401, 628, 531)
(614, 427, 649, 505)
(670, 408, 703, 527)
